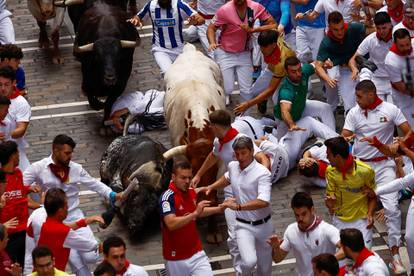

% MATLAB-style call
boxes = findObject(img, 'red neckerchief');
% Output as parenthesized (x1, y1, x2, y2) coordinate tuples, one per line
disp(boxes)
(338, 154, 354, 179)
(363, 96, 382, 117)
(337, 247, 375, 276)
(390, 43, 413, 56)
(402, 19, 414, 30)
(8, 88, 20, 100)
(299, 216, 322, 234)
(376, 30, 392, 42)
(218, 128, 239, 151)
(327, 23, 349, 43)
(116, 260, 130, 275)
(263, 46, 281, 65)
(317, 160, 329, 179)
(388, 2, 404, 23)
(49, 163, 70, 183)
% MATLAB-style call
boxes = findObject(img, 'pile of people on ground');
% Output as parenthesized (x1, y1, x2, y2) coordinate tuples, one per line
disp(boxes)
(1, 0, 414, 274)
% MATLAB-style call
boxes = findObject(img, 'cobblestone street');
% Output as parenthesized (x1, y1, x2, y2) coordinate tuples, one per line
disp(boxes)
(8, 0, 412, 274)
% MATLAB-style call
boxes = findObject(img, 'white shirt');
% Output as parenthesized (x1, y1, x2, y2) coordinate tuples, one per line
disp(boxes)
(258, 140, 289, 183)
(314, 0, 354, 25)
(0, 115, 12, 141)
(8, 95, 30, 149)
(121, 263, 149, 276)
(393, 21, 414, 37)
(354, 253, 390, 275)
(376, 171, 414, 195)
(23, 156, 112, 218)
(225, 160, 272, 221)
(343, 101, 407, 159)
(197, 0, 225, 15)
(280, 220, 340, 276)
(356, 32, 393, 78)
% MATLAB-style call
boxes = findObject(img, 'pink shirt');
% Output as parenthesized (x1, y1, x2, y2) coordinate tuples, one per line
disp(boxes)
(213, 0, 271, 53)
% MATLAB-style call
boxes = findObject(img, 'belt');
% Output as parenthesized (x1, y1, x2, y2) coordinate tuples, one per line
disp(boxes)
(198, 12, 214, 19)
(236, 214, 271, 226)
(359, 156, 388, 162)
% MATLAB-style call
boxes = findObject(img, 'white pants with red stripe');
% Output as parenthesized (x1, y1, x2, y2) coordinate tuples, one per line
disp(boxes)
(332, 217, 373, 249)
(365, 159, 401, 248)
(325, 66, 357, 112)
(214, 48, 252, 101)
(165, 250, 213, 276)
(236, 218, 273, 276)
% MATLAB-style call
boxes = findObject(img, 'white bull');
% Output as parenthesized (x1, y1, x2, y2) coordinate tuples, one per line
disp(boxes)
(27, 0, 81, 64)
(164, 43, 225, 147)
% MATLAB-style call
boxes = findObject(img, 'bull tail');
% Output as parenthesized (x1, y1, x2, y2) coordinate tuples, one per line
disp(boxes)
(183, 43, 197, 53)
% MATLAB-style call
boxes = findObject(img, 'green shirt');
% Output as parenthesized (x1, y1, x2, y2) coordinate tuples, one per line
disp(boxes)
(274, 63, 315, 121)
(28, 268, 71, 276)
(317, 22, 365, 65)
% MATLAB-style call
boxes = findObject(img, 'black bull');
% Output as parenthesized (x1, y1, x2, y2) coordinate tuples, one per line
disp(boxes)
(73, 2, 140, 121)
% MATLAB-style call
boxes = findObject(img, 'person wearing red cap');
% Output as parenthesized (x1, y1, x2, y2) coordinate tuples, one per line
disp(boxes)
(324, 136, 376, 249)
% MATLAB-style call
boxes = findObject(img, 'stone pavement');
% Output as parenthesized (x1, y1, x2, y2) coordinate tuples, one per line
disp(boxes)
(8, 0, 412, 274)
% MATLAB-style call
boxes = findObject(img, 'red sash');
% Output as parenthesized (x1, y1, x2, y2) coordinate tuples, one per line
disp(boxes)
(263, 46, 281, 65)
(317, 160, 329, 179)
(376, 30, 392, 42)
(218, 128, 239, 151)
(390, 43, 413, 56)
(363, 96, 382, 117)
(8, 89, 20, 100)
(338, 154, 354, 179)
(49, 163, 70, 183)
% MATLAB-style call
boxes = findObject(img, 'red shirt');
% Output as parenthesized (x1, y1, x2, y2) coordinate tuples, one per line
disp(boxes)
(0, 250, 12, 275)
(38, 217, 71, 271)
(1, 168, 29, 235)
(159, 182, 202, 260)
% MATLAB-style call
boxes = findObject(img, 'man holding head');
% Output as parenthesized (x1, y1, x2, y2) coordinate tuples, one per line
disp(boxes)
(24, 134, 124, 275)
(342, 79, 411, 273)
(159, 159, 223, 276)
(268, 192, 340, 276)
(203, 136, 273, 276)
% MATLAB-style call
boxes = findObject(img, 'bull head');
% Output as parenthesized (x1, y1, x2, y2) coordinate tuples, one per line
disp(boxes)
(73, 40, 138, 53)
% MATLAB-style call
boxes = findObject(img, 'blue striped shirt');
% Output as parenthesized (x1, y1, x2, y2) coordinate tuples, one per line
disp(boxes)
(138, 0, 196, 49)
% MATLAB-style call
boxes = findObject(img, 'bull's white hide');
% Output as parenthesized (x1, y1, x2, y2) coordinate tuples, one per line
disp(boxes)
(27, 0, 65, 32)
(164, 44, 225, 146)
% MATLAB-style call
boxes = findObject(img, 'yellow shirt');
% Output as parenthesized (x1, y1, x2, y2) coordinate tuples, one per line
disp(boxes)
(267, 36, 296, 78)
(326, 160, 375, 222)
(28, 268, 70, 276)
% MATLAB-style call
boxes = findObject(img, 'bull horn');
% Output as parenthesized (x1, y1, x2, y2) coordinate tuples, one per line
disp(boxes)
(73, 43, 94, 53)
(120, 40, 137, 48)
(122, 113, 134, 136)
(128, 161, 156, 181)
(163, 145, 187, 160)
(54, 0, 84, 6)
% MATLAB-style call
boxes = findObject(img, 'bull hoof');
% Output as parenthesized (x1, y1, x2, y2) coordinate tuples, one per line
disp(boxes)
(39, 38, 50, 49)
(206, 232, 223, 244)
(99, 126, 114, 137)
(52, 55, 64, 65)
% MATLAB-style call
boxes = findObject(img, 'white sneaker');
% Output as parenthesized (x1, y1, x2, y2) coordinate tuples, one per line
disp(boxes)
(389, 258, 407, 275)
(225, 95, 230, 106)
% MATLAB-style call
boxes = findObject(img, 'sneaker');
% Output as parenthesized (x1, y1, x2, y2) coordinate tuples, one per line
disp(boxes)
(389, 259, 407, 274)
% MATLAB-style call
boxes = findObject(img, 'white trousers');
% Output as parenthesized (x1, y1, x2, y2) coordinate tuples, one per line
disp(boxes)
(365, 159, 401, 248)
(405, 198, 414, 269)
(325, 66, 357, 112)
(248, 68, 279, 106)
(332, 217, 373, 249)
(235, 219, 273, 276)
(152, 46, 183, 75)
(0, 13, 15, 44)
(392, 90, 414, 129)
(182, 21, 213, 59)
(214, 48, 252, 101)
(279, 116, 338, 169)
(166, 250, 213, 276)
(65, 208, 101, 275)
(224, 208, 242, 275)
(295, 26, 325, 63)
(275, 99, 336, 139)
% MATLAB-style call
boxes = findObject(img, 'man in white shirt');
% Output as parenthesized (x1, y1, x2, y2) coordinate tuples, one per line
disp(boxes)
(102, 236, 148, 276)
(349, 12, 393, 102)
(204, 136, 273, 276)
(392, 2, 414, 37)
(295, 0, 355, 25)
(24, 134, 124, 276)
(339, 228, 389, 275)
(342, 80, 411, 274)
(0, 66, 30, 171)
(268, 192, 340, 276)
(385, 28, 414, 128)
(378, 0, 404, 26)
(191, 109, 269, 275)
